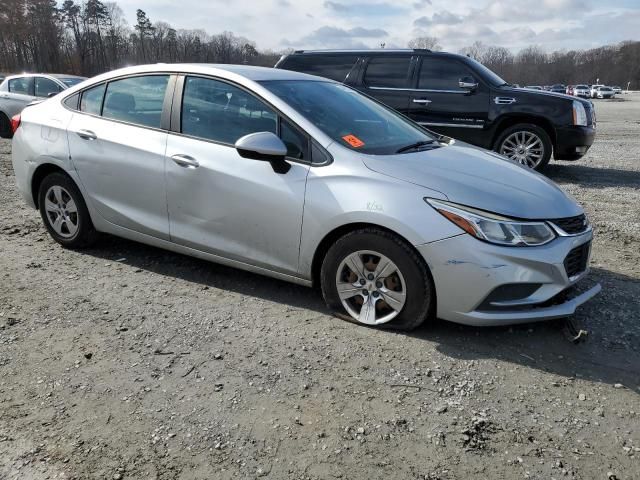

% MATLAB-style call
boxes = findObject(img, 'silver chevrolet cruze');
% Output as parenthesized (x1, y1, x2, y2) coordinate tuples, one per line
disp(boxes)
(11, 64, 601, 329)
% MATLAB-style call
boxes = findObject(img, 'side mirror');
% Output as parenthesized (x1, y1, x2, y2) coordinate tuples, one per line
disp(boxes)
(235, 131, 290, 173)
(459, 76, 478, 91)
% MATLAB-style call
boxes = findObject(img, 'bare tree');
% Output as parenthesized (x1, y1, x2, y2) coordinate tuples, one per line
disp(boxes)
(408, 36, 441, 51)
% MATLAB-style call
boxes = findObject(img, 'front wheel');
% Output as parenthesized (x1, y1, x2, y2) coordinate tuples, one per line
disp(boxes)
(320, 228, 435, 331)
(494, 124, 552, 171)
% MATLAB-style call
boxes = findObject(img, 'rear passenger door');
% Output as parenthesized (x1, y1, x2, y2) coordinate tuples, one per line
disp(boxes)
(408, 56, 490, 143)
(165, 75, 310, 275)
(67, 74, 173, 239)
(357, 56, 413, 116)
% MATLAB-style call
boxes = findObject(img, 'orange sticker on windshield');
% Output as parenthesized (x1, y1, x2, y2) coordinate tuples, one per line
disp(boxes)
(342, 134, 365, 148)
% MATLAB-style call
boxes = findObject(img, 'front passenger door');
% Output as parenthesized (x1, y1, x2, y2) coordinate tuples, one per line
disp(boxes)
(165, 76, 309, 275)
(408, 57, 490, 144)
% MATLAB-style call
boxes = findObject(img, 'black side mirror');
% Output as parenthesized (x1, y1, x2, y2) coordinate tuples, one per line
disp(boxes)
(459, 76, 478, 91)
(235, 131, 291, 174)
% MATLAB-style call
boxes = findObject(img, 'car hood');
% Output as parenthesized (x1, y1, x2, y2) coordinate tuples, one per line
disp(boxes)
(362, 143, 583, 220)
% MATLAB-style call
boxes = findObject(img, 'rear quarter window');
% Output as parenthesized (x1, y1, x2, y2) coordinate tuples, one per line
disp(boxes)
(279, 55, 358, 82)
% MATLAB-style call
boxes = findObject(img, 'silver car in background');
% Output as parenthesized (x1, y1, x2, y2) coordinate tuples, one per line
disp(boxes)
(0, 73, 86, 138)
(10, 64, 600, 329)
(573, 84, 590, 98)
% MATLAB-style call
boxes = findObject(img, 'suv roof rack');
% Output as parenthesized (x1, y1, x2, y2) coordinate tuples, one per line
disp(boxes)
(292, 48, 432, 54)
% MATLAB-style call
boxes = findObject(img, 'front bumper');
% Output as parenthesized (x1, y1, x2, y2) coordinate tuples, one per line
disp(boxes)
(554, 125, 596, 161)
(417, 230, 600, 326)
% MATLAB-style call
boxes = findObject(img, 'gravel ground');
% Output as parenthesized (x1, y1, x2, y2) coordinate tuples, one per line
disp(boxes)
(1, 95, 639, 480)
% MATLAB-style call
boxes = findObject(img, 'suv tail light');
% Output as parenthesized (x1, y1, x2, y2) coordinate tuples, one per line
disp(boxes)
(10, 114, 21, 134)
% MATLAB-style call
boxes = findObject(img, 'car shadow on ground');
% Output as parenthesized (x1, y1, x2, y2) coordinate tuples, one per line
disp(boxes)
(83, 235, 639, 393)
(546, 163, 640, 189)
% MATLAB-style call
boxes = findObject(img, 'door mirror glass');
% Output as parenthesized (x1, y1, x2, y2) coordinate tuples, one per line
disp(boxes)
(235, 131, 287, 161)
(459, 76, 478, 90)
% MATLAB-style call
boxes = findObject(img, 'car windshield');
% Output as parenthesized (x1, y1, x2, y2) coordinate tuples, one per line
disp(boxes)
(576, 85, 588, 88)
(261, 80, 436, 155)
(58, 77, 85, 87)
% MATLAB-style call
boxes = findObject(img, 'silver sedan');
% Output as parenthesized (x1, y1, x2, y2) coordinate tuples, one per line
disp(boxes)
(10, 64, 600, 329)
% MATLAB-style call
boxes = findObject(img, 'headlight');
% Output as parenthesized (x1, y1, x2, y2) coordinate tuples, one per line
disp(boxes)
(426, 199, 556, 246)
(572, 100, 587, 126)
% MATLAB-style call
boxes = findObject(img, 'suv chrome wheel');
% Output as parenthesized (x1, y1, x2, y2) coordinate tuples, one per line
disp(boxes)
(499, 131, 545, 169)
(44, 185, 79, 238)
(335, 250, 406, 325)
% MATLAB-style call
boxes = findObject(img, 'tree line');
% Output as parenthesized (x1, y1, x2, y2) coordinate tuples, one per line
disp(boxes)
(0, 1, 638, 89)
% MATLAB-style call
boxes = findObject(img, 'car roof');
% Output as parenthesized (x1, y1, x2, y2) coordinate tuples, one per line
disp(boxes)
(2, 73, 87, 81)
(81, 63, 329, 85)
(285, 48, 471, 60)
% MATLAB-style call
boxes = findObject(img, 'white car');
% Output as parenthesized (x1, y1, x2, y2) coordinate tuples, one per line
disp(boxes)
(612, 86, 622, 95)
(573, 85, 590, 98)
(595, 86, 615, 99)
(589, 85, 605, 98)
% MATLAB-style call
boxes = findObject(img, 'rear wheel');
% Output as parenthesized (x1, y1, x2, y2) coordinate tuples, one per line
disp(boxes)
(494, 123, 552, 171)
(0, 112, 10, 138)
(320, 228, 434, 331)
(38, 172, 98, 248)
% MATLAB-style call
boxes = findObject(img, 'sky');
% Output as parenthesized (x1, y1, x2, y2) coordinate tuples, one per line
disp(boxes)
(115, 0, 640, 53)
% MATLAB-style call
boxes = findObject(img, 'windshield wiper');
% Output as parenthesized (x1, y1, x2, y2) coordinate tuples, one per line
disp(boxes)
(396, 140, 437, 154)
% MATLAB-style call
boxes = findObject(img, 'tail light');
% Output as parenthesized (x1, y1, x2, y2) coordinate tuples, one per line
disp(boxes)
(10, 114, 21, 134)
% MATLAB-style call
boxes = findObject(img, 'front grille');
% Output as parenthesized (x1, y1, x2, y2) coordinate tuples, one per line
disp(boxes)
(550, 214, 588, 235)
(564, 242, 590, 278)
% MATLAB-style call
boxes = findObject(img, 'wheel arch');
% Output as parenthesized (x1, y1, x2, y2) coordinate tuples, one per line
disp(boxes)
(310, 222, 427, 289)
(31, 163, 75, 208)
(491, 114, 556, 150)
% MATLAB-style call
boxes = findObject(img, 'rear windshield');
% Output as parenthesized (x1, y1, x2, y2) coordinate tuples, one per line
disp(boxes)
(261, 80, 436, 155)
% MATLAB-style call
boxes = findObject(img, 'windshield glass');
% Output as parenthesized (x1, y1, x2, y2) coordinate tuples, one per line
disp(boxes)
(463, 57, 507, 87)
(59, 77, 85, 87)
(261, 80, 435, 155)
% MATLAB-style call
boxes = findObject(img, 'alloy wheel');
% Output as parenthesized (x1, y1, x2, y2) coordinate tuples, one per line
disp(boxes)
(335, 250, 407, 325)
(44, 185, 79, 238)
(499, 131, 545, 169)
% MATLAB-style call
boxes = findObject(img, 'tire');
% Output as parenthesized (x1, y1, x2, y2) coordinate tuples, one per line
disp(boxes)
(494, 123, 552, 171)
(38, 172, 98, 248)
(320, 228, 435, 331)
(0, 112, 10, 139)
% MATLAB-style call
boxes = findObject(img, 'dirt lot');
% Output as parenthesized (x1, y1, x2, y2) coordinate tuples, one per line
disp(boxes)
(1, 95, 639, 480)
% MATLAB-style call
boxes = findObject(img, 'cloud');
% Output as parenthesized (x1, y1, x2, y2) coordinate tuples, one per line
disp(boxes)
(323, 1, 409, 17)
(414, 11, 464, 27)
(283, 25, 389, 49)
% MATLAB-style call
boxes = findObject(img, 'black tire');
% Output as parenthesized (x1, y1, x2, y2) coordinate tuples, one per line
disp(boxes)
(494, 123, 552, 171)
(0, 112, 11, 139)
(38, 172, 98, 248)
(320, 228, 435, 331)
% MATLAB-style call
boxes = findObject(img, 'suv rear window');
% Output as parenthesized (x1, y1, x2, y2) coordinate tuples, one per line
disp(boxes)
(364, 57, 411, 89)
(279, 55, 358, 82)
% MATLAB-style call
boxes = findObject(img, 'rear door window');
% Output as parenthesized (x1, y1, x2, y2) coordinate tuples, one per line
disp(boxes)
(181, 76, 277, 144)
(8, 77, 33, 95)
(102, 75, 169, 129)
(35, 77, 62, 97)
(281, 55, 358, 82)
(418, 58, 476, 91)
(364, 57, 411, 88)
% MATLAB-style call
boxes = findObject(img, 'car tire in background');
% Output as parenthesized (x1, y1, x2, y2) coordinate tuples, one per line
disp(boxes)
(320, 228, 434, 331)
(38, 172, 98, 248)
(494, 123, 552, 171)
(0, 112, 10, 139)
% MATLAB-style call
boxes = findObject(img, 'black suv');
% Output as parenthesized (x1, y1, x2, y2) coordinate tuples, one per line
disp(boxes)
(275, 49, 596, 170)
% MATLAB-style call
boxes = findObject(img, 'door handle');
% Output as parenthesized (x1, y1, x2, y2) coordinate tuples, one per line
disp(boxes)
(171, 154, 199, 168)
(76, 129, 97, 140)
(412, 99, 432, 105)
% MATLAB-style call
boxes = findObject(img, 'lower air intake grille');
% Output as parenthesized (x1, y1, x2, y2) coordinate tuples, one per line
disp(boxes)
(564, 242, 590, 278)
